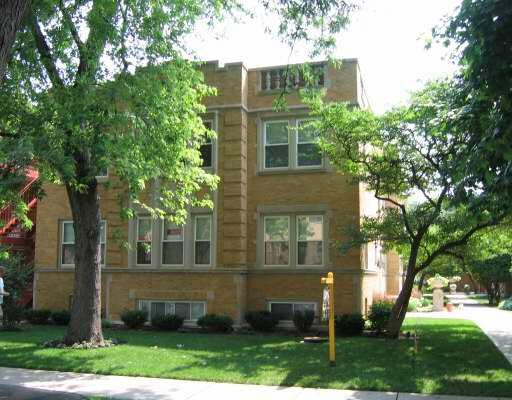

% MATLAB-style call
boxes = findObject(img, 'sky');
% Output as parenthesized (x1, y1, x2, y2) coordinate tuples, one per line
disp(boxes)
(188, 0, 462, 114)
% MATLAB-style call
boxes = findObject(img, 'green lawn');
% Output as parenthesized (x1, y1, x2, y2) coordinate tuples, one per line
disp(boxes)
(0, 318, 511, 397)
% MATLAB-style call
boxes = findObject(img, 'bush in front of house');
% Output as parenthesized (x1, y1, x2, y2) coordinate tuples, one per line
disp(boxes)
(197, 314, 234, 333)
(25, 309, 52, 325)
(2, 303, 25, 328)
(499, 297, 512, 311)
(407, 298, 422, 312)
(292, 310, 315, 333)
(120, 309, 147, 329)
(151, 314, 184, 331)
(51, 310, 71, 326)
(368, 300, 394, 333)
(245, 311, 279, 332)
(335, 313, 365, 336)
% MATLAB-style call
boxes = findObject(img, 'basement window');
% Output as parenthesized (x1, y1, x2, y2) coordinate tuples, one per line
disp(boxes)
(268, 301, 316, 321)
(138, 300, 206, 322)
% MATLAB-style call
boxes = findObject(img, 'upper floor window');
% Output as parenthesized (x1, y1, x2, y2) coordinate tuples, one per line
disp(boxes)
(260, 65, 325, 92)
(297, 215, 323, 266)
(200, 120, 214, 168)
(194, 215, 212, 265)
(264, 121, 289, 169)
(264, 216, 290, 266)
(136, 217, 152, 266)
(162, 220, 184, 266)
(261, 118, 323, 172)
(60, 220, 106, 267)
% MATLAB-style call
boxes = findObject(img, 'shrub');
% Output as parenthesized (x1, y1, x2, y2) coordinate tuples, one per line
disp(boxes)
(245, 311, 279, 332)
(420, 297, 432, 307)
(292, 310, 315, 333)
(197, 314, 234, 333)
(25, 309, 52, 325)
(407, 298, 422, 312)
(102, 319, 113, 329)
(498, 297, 512, 311)
(368, 300, 394, 333)
(51, 310, 71, 326)
(120, 309, 147, 329)
(151, 314, 184, 331)
(3, 303, 25, 327)
(335, 313, 365, 336)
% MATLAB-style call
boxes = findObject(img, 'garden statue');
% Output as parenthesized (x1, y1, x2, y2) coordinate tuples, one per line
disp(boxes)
(429, 274, 447, 312)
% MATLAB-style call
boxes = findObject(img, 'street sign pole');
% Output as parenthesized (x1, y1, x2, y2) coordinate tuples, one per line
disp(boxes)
(321, 272, 335, 367)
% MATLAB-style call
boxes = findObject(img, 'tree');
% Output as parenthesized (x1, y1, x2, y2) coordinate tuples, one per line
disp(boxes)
(307, 80, 506, 338)
(0, 1, 357, 345)
(0, 0, 31, 82)
(471, 255, 511, 306)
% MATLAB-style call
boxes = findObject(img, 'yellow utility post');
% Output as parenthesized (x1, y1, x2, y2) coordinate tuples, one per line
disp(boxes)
(321, 272, 336, 367)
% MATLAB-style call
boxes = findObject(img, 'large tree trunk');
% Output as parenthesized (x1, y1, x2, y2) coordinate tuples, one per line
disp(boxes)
(64, 180, 104, 345)
(0, 0, 30, 82)
(386, 244, 420, 338)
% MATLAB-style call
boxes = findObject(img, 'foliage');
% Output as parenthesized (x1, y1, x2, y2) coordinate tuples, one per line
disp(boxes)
(407, 298, 422, 312)
(151, 314, 184, 331)
(196, 314, 234, 333)
(470, 254, 511, 306)
(101, 319, 113, 329)
(24, 309, 52, 325)
(498, 297, 512, 311)
(120, 310, 147, 329)
(2, 303, 25, 327)
(51, 310, 71, 326)
(368, 300, 394, 333)
(427, 274, 449, 288)
(335, 313, 365, 336)
(291, 309, 315, 333)
(244, 311, 279, 332)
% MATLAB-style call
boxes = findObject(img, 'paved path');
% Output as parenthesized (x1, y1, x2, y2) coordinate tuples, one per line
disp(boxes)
(0, 383, 85, 399)
(0, 367, 506, 400)
(408, 306, 512, 364)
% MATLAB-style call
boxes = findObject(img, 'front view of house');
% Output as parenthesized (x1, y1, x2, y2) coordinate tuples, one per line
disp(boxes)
(33, 59, 403, 326)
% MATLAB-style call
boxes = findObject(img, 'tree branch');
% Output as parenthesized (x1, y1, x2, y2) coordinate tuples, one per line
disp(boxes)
(59, 0, 86, 68)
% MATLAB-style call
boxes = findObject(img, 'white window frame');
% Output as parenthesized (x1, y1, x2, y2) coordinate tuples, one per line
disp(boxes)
(296, 215, 324, 267)
(136, 216, 153, 267)
(295, 119, 323, 169)
(263, 120, 290, 170)
(193, 215, 212, 266)
(138, 300, 206, 322)
(263, 215, 290, 267)
(96, 168, 109, 183)
(161, 220, 185, 267)
(60, 220, 106, 268)
(267, 301, 317, 322)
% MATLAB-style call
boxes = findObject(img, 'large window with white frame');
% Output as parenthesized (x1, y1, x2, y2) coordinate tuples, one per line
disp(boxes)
(60, 220, 106, 267)
(268, 301, 316, 321)
(161, 220, 184, 266)
(138, 300, 206, 322)
(264, 216, 290, 266)
(297, 215, 323, 266)
(296, 119, 322, 167)
(194, 215, 212, 265)
(136, 217, 152, 266)
(264, 121, 289, 169)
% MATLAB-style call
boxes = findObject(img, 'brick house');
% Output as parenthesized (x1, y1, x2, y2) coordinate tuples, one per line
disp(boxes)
(33, 59, 403, 326)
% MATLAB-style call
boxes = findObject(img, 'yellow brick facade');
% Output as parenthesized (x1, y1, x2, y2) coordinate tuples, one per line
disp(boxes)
(34, 59, 402, 325)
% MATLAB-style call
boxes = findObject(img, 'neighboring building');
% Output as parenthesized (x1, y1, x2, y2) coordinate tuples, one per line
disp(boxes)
(33, 60, 402, 326)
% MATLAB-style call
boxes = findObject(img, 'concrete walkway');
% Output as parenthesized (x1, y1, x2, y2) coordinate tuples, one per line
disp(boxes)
(408, 306, 512, 365)
(0, 367, 505, 400)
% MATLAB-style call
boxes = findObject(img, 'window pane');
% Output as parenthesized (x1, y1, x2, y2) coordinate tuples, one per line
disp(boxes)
(139, 301, 150, 315)
(297, 216, 323, 241)
(163, 242, 184, 265)
(138, 219, 152, 241)
(265, 145, 288, 168)
(137, 242, 151, 265)
(298, 241, 323, 265)
(151, 302, 166, 319)
(191, 303, 205, 320)
(175, 303, 190, 320)
(62, 244, 75, 265)
(297, 143, 322, 166)
(100, 243, 105, 265)
(265, 217, 289, 241)
(195, 242, 211, 265)
(63, 223, 75, 243)
(265, 122, 288, 144)
(294, 303, 315, 313)
(163, 222, 183, 241)
(100, 222, 106, 243)
(200, 143, 212, 168)
(265, 242, 289, 265)
(297, 121, 318, 143)
(195, 217, 211, 241)
(271, 303, 293, 320)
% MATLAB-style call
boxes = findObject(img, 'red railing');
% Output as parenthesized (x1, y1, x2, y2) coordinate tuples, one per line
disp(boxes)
(0, 173, 39, 235)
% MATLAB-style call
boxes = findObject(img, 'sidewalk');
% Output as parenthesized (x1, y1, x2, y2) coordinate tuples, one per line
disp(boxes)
(0, 367, 505, 400)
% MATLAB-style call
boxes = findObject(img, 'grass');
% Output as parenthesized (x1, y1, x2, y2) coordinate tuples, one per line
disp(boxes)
(0, 318, 510, 397)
